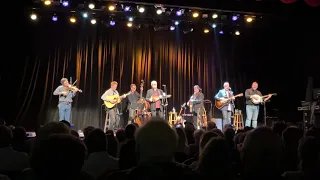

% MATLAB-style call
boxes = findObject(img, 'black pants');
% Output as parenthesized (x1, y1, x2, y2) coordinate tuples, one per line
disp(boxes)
(151, 108, 164, 119)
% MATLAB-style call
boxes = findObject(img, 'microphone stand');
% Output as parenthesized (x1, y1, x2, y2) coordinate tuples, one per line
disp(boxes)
(263, 100, 270, 126)
(162, 85, 168, 121)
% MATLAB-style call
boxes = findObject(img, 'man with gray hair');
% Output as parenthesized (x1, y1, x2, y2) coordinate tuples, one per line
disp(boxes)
(146, 81, 165, 118)
(214, 82, 235, 128)
(53, 78, 79, 123)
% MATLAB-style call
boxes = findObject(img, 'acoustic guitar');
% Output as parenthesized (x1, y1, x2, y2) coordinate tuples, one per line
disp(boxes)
(215, 93, 243, 109)
(176, 103, 186, 125)
(104, 92, 131, 108)
(251, 93, 277, 104)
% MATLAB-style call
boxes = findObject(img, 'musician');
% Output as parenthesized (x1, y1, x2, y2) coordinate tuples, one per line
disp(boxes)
(127, 84, 142, 124)
(214, 82, 235, 127)
(146, 81, 164, 118)
(187, 85, 204, 129)
(53, 78, 79, 123)
(245, 82, 271, 128)
(101, 81, 127, 130)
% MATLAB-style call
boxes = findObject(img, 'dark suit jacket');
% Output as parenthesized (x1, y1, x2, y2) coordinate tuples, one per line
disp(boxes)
(146, 89, 164, 111)
(127, 91, 140, 109)
(189, 92, 204, 112)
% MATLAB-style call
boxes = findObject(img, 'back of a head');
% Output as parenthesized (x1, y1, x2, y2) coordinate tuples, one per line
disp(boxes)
(176, 127, 187, 145)
(83, 126, 95, 138)
(60, 120, 71, 128)
(193, 129, 205, 143)
(116, 129, 126, 142)
(224, 128, 235, 141)
(282, 126, 303, 148)
(135, 117, 178, 163)
(85, 128, 107, 154)
(212, 128, 224, 138)
(199, 131, 219, 152)
(125, 124, 137, 139)
(0, 125, 13, 148)
(206, 121, 216, 131)
(36, 122, 70, 141)
(272, 121, 287, 136)
(197, 137, 230, 176)
(30, 134, 86, 179)
(13, 126, 27, 141)
(298, 136, 320, 169)
(242, 126, 283, 175)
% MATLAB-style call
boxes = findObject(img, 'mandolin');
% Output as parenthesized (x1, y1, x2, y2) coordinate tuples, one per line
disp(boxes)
(151, 94, 171, 102)
(104, 92, 131, 108)
(215, 93, 243, 109)
(251, 93, 277, 104)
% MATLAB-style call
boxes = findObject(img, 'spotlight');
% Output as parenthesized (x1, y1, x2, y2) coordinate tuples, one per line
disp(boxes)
(219, 30, 223, 34)
(170, 26, 175, 31)
(246, 17, 253, 23)
(156, 9, 162, 15)
(138, 7, 145, 13)
(127, 22, 133, 27)
(110, 20, 115, 26)
(212, 24, 217, 28)
(30, 14, 37, 20)
(204, 29, 209, 33)
(44, 0, 51, 5)
(235, 30, 240, 36)
(124, 6, 130, 12)
(212, 13, 218, 19)
(108, 5, 115, 11)
(70, 17, 76, 23)
(174, 21, 179, 25)
(82, 13, 88, 18)
(232, 16, 238, 21)
(90, 19, 96, 24)
(88, 3, 95, 9)
(176, 10, 182, 16)
(192, 12, 199, 18)
(62, 1, 68, 7)
(52, 15, 58, 21)
(128, 17, 133, 22)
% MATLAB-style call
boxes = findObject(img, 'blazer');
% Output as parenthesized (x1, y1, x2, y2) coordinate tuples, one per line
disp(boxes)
(214, 89, 235, 112)
(146, 89, 164, 111)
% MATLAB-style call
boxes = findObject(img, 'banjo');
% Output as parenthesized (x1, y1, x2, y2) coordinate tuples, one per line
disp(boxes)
(250, 93, 277, 104)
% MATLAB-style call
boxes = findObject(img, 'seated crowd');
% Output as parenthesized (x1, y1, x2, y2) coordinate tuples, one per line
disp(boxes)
(0, 118, 319, 180)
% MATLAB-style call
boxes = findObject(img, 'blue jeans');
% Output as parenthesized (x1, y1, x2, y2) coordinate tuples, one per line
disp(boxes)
(245, 105, 259, 128)
(58, 103, 71, 123)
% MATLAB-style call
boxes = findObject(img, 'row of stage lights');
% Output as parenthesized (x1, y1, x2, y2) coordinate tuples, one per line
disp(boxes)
(40, 0, 255, 23)
(30, 12, 241, 36)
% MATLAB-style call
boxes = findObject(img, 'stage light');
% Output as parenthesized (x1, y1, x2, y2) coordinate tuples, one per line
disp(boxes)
(174, 21, 179, 25)
(170, 26, 175, 31)
(62, 1, 68, 7)
(128, 17, 133, 22)
(212, 13, 218, 19)
(235, 30, 240, 36)
(124, 6, 130, 12)
(90, 19, 96, 24)
(70, 17, 76, 23)
(156, 9, 162, 15)
(30, 14, 37, 20)
(192, 12, 199, 18)
(52, 15, 58, 21)
(204, 28, 209, 33)
(176, 10, 182, 16)
(127, 22, 133, 27)
(82, 13, 88, 18)
(138, 7, 145, 13)
(246, 17, 253, 23)
(232, 16, 238, 21)
(219, 30, 224, 34)
(212, 24, 217, 28)
(110, 20, 115, 26)
(44, 0, 51, 6)
(88, 3, 95, 9)
(108, 5, 115, 11)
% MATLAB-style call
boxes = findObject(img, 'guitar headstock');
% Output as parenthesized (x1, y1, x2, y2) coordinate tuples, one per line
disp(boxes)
(181, 102, 186, 108)
(140, 80, 144, 87)
(237, 93, 244, 97)
(272, 93, 277, 96)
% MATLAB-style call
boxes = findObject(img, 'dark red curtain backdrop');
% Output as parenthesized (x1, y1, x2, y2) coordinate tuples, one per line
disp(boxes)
(11, 21, 246, 130)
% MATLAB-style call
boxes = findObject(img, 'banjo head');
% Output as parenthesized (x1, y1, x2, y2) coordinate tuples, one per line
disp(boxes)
(251, 94, 262, 104)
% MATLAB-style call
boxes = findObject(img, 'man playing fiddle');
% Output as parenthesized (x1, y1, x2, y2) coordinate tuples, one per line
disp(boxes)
(53, 78, 79, 123)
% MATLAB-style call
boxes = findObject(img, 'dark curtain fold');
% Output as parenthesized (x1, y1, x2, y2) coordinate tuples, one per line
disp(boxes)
(11, 22, 244, 130)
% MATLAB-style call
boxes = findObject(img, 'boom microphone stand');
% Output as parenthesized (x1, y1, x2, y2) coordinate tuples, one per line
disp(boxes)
(162, 85, 169, 121)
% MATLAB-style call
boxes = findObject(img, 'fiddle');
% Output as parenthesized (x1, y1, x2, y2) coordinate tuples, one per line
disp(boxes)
(66, 85, 82, 93)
